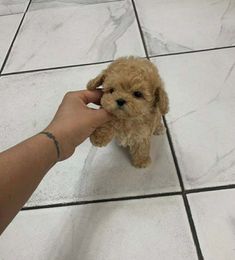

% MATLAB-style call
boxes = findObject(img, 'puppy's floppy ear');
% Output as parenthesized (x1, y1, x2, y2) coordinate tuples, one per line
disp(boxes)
(87, 70, 106, 90)
(155, 83, 169, 115)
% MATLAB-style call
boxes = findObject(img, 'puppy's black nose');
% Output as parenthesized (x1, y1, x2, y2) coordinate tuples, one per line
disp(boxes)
(116, 99, 126, 107)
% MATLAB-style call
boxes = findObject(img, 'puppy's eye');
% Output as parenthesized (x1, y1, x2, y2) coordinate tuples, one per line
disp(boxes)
(133, 91, 143, 98)
(110, 88, 114, 94)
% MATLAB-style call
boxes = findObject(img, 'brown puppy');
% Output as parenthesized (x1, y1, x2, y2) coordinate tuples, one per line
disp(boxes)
(87, 56, 169, 168)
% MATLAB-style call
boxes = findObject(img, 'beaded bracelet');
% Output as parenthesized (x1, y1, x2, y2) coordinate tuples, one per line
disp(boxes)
(39, 131, 60, 160)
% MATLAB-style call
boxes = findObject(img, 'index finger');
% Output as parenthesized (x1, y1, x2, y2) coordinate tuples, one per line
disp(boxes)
(75, 90, 103, 105)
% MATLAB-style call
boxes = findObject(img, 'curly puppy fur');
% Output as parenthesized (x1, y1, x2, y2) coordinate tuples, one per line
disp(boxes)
(87, 56, 169, 168)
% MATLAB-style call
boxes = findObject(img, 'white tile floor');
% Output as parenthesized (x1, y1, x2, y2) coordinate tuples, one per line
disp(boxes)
(0, 0, 235, 259)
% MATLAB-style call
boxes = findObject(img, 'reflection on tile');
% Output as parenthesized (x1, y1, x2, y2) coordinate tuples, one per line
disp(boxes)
(31, 0, 123, 10)
(189, 189, 235, 260)
(0, 0, 29, 15)
(152, 48, 235, 189)
(76, 135, 179, 201)
(0, 64, 179, 207)
(135, 0, 235, 56)
(3, 0, 145, 73)
(0, 197, 197, 260)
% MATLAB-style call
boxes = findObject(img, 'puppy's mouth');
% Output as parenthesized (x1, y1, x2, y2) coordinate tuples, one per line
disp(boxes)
(101, 96, 140, 118)
(110, 106, 143, 120)
(115, 106, 128, 116)
(101, 103, 128, 118)
(108, 105, 128, 117)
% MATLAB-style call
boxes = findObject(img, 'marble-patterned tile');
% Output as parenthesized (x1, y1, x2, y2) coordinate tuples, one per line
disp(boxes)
(151, 48, 235, 189)
(188, 189, 235, 260)
(32, 0, 123, 9)
(0, 197, 197, 260)
(0, 0, 29, 15)
(135, 0, 235, 56)
(0, 0, 30, 69)
(0, 64, 179, 207)
(0, 15, 22, 69)
(3, 0, 145, 73)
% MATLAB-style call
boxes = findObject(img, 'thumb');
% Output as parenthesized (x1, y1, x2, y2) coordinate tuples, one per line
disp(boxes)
(92, 109, 112, 127)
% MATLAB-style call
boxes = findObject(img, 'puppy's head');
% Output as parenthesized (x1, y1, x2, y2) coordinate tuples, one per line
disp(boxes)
(87, 57, 168, 119)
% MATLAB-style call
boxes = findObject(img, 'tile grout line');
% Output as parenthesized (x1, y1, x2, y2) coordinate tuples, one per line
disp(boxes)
(2, 1, 232, 254)
(163, 118, 204, 260)
(20, 183, 235, 211)
(0, 59, 115, 77)
(131, 0, 149, 59)
(0, 48, 234, 78)
(131, 0, 204, 258)
(149, 45, 235, 59)
(21, 191, 182, 211)
(0, 0, 33, 74)
(1, 43, 235, 77)
(186, 184, 235, 194)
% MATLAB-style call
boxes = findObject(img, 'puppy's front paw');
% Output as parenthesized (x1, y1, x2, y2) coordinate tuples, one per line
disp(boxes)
(90, 133, 109, 147)
(132, 156, 152, 168)
(153, 124, 166, 135)
(90, 126, 113, 147)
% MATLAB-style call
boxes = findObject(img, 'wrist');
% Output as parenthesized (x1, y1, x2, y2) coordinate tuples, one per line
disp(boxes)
(32, 134, 58, 168)
(39, 131, 61, 160)
(44, 124, 75, 161)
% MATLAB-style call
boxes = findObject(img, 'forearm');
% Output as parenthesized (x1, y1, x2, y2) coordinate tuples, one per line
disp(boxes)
(0, 133, 57, 234)
(0, 90, 110, 235)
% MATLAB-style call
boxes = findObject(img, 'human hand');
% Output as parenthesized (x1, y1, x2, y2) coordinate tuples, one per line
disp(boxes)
(45, 90, 111, 161)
